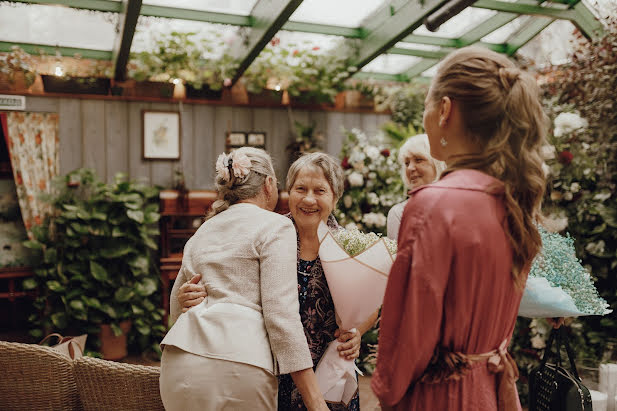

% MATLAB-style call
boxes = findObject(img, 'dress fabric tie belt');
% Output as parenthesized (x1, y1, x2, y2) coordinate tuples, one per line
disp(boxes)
(418, 339, 519, 411)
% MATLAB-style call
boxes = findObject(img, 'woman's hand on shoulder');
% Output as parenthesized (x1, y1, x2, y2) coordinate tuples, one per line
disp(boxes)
(178, 274, 207, 312)
(334, 328, 361, 360)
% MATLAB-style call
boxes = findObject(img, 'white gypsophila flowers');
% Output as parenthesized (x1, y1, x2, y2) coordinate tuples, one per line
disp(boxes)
(546, 213, 569, 232)
(554, 112, 588, 137)
(531, 335, 546, 350)
(563, 192, 573, 201)
(570, 182, 581, 193)
(586, 240, 606, 255)
(333, 225, 397, 257)
(348, 172, 364, 187)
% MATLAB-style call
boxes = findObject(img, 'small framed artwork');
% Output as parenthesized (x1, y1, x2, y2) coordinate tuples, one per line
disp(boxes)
(226, 132, 246, 147)
(247, 132, 266, 147)
(143, 110, 181, 160)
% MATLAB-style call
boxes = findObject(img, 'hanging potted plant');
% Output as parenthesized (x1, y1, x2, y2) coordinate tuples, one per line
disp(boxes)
(40, 56, 112, 95)
(23, 169, 165, 359)
(0, 46, 37, 92)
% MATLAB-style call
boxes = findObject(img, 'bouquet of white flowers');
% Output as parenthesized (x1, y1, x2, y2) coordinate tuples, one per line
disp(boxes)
(518, 225, 611, 318)
(314, 222, 396, 406)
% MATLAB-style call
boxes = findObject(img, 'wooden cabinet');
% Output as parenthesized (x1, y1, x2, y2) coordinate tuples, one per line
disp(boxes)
(159, 190, 289, 324)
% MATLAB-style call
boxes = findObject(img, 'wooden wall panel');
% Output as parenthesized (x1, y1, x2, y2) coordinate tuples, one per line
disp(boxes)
(58, 99, 82, 174)
(192, 105, 215, 189)
(20, 96, 392, 189)
(105, 100, 129, 182)
(81, 100, 107, 179)
(128, 102, 151, 182)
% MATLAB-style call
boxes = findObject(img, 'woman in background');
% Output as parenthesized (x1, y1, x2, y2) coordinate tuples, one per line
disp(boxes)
(387, 134, 446, 240)
(372, 46, 548, 410)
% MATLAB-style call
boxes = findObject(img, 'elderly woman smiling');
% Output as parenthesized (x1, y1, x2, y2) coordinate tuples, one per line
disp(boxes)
(386, 134, 446, 240)
(176, 152, 378, 411)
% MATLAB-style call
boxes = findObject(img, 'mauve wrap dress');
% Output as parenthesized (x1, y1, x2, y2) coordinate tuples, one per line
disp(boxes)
(371, 169, 525, 411)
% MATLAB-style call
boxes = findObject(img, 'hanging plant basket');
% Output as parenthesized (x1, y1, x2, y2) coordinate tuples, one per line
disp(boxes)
(123, 80, 174, 99)
(248, 90, 283, 106)
(0, 71, 30, 92)
(41, 75, 110, 95)
(185, 84, 223, 100)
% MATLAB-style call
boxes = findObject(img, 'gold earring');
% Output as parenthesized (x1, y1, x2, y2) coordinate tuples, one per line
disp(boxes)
(439, 119, 445, 128)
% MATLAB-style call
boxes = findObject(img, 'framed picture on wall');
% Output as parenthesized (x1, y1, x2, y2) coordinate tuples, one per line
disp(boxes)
(143, 110, 181, 160)
(247, 132, 266, 148)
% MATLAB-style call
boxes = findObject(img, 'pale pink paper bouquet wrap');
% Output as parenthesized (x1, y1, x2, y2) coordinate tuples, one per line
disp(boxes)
(314, 221, 395, 406)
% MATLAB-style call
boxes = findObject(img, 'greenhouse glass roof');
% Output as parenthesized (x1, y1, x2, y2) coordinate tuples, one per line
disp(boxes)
(0, 0, 611, 84)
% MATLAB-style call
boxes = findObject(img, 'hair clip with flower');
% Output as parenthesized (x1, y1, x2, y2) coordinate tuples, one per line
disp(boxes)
(215, 151, 252, 182)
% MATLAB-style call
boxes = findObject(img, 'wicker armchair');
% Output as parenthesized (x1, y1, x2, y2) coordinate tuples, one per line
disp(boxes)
(0, 340, 82, 410)
(73, 355, 164, 411)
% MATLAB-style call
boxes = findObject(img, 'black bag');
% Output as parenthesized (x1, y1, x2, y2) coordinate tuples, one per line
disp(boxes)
(529, 326, 593, 411)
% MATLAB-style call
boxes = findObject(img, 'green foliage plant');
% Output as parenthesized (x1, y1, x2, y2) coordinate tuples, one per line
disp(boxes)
(23, 169, 165, 355)
(129, 31, 238, 91)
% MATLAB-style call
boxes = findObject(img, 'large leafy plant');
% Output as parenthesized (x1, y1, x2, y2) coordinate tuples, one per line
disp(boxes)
(23, 169, 165, 355)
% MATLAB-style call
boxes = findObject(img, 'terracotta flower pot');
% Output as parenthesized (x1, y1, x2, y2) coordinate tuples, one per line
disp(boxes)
(98, 320, 131, 360)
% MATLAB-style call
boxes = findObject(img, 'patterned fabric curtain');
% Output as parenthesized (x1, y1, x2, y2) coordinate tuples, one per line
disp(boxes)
(5, 111, 59, 236)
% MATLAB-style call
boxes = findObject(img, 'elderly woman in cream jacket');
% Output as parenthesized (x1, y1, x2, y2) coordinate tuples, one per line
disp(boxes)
(386, 134, 447, 240)
(160, 147, 328, 411)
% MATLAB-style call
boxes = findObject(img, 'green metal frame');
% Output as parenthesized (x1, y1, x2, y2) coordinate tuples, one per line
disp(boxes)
(112, 0, 141, 81)
(0, 0, 606, 83)
(230, 0, 304, 85)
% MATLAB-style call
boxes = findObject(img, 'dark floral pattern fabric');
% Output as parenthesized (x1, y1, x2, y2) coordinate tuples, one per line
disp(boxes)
(277, 214, 360, 411)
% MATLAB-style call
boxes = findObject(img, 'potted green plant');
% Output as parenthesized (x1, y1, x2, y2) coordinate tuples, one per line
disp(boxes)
(243, 38, 356, 107)
(128, 31, 237, 100)
(41, 57, 112, 95)
(0, 46, 37, 92)
(23, 169, 165, 359)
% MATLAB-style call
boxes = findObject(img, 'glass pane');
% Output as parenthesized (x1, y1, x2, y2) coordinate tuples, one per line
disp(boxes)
(142, 0, 258, 15)
(413, 7, 496, 38)
(0, 3, 117, 51)
(517, 20, 578, 66)
(361, 54, 421, 75)
(422, 64, 440, 78)
(290, 0, 386, 27)
(132, 17, 239, 57)
(482, 15, 531, 43)
(394, 42, 443, 52)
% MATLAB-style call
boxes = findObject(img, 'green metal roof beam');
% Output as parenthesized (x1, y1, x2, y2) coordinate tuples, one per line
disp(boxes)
(0, 41, 111, 60)
(231, 0, 304, 85)
(354, 71, 409, 82)
(281, 21, 366, 38)
(402, 58, 441, 78)
(112, 0, 141, 81)
(458, 11, 518, 44)
(504, 16, 553, 55)
(571, 1, 604, 40)
(473, 0, 578, 20)
(139, 4, 252, 26)
(351, 0, 449, 70)
(389, 47, 448, 59)
(401, 34, 462, 48)
(8, 0, 121, 12)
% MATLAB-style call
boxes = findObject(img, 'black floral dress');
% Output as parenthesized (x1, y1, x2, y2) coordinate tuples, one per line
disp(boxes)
(277, 215, 360, 411)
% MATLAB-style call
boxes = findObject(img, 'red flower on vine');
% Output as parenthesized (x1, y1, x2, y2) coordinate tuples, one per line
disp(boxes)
(558, 150, 574, 165)
(341, 157, 351, 169)
(293, 50, 299, 57)
(270, 37, 280, 46)
(380, 149, 390, 157)
(312, 46, 320, 51)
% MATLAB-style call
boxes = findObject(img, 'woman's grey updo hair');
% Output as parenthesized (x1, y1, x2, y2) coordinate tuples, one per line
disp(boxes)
(207, 147, 276, 220)
(286, 152, 345, 202)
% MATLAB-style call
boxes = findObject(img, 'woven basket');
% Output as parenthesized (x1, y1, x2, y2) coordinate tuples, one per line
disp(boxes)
(0, 340, 82, 410)
(73, 356, 164, 411)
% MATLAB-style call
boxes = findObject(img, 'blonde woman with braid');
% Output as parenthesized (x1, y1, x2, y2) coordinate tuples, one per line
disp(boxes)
(372, 46, 548, 410)
(160, 147, 328, 411)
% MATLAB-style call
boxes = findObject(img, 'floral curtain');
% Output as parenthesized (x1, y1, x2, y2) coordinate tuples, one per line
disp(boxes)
(4, 111, 59, 236)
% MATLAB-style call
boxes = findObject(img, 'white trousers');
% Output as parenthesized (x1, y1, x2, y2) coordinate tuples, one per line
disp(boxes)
(160, 346, 278, 411)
